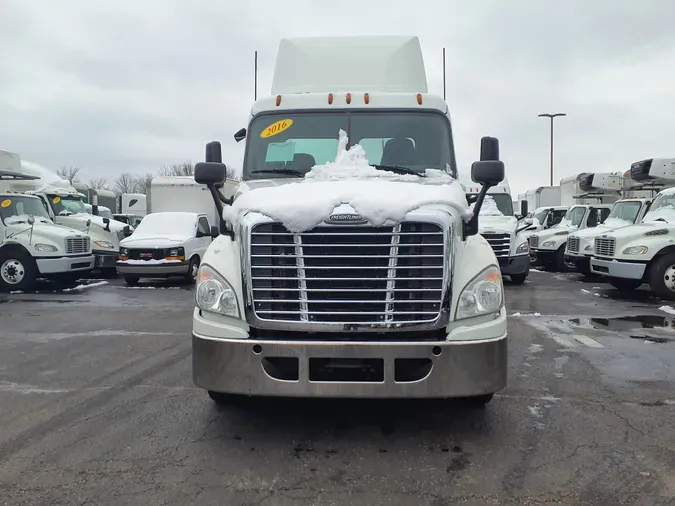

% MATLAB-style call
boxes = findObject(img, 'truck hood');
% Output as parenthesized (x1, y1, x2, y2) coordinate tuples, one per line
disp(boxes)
(599, 221, 670, 241)
(535, 225, 575, 241)
(4, 218, 85, 242)
(57, 213, 127, 233)
(478, 215, 518, 235)
(120, 236, 188, 248)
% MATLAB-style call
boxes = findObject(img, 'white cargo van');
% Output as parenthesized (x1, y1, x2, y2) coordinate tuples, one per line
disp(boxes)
(190, 35, 509, 406)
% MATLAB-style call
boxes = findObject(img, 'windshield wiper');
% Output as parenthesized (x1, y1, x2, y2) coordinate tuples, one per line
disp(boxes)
(250, 169, 304, 177)
(372, 164, 423, 176)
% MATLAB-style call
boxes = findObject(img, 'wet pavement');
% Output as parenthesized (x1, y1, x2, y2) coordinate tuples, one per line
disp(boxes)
(0, 271, 674, 505)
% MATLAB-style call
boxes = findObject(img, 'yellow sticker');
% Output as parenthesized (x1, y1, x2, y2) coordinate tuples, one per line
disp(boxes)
(1, 199, 11, 208)
(260, 119, 293, 138)
(53, 196, 61, 204)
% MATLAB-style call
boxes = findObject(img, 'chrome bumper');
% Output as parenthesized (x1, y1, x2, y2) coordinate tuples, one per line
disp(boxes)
(116, 261, 188, 275)
(193, 333, 507, 399)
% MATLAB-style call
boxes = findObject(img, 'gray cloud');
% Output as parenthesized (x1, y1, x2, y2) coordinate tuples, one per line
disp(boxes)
(1, 0, 674, 196)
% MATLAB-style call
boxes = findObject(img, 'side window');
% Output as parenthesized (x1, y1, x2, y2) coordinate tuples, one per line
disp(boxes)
(599, 208, 611, 224)
(550, 211, 566, 226)
(197, 217, 210, 235)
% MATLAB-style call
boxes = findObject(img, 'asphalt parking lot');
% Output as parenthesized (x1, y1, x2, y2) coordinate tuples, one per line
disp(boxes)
(1, 271, 674, 505)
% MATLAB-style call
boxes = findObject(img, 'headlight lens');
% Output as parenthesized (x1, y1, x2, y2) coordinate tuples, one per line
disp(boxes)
(622, 245, 648, 255)
(456, 265, 503, 320)
(94, 240, 115, 249)
(34, 243, 57, 252)
(120, 247, 128, 256)
(515, 241, 529, 254)
(168, 247, 185, 257)
(195, 264, 240, 318)
(542, 240, 557, 248)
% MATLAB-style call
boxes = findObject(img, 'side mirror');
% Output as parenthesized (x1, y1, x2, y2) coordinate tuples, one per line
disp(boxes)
(480, 136, 500, 161)
(27, 215, 35, 225)
(123, 225, 132, 237)
(195, 162, 227, 185)
(471, 160, 505, 186)
(520, 200, 528, 218)
(210, 225, 220, 238)
(234, 128, 247, 143)
(205, 141, 222, 163)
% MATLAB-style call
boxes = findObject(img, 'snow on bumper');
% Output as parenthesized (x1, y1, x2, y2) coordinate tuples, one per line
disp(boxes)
(192, 308, 507, 398)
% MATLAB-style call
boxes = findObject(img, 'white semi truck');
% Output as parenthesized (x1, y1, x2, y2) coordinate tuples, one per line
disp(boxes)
(189, 35, 509, 406)
(0, 170, 94, 291)
(529, 172, 621, 270)
(590, 158, 675, 297)
(464, 179, 531, 284)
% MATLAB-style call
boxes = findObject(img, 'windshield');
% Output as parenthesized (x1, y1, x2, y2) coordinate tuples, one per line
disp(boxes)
(643, 192, 675, 222)
(606, 201, 641, 224)
(49, 195, 88, 216)
(559, 206, 586, 228)
(0, 195, 52, 224)
(533, 209, 549, 224)
(469, 194, 513, 216)
(243, 111, 456, 180)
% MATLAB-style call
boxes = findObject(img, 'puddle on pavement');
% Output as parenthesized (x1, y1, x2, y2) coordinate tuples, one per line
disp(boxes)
(569, 315, 675, 335)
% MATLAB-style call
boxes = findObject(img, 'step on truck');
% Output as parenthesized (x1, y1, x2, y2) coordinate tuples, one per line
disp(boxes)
(590, 158, 675, 297)
(190, 36, 509, 405)
(0, 171, 94, 291)
(464, 179, 531, 284)
(529, 172, 621, 271)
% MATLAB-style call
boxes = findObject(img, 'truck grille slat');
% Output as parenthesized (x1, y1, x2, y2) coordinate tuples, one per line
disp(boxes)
(482, 233, 510, 257)
(594, 237, 615, 257)
(65, 237, 90, 255)
(249, 222, 445, 325)
(567, 236, 580, 253)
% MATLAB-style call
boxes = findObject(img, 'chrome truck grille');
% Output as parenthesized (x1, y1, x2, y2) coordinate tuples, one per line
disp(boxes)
(567, 236, 580, 253)
(248, 222, 446, 328)
(65, 236, 90, 254)
(482, 233, 510, 257)
(528, 235, 539, 249)
(594, 237, 615, 257)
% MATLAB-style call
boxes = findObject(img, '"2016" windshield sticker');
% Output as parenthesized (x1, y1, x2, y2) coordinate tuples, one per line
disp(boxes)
(52, 196, 61, 204)
(260, 119, 293, 138)
(0, 199, 11, 208)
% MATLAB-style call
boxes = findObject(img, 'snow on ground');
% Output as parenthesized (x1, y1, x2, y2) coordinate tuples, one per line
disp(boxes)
(223, 129, 471, 233)
(62, 281, 108, 292)
(659, 305, 675, 315)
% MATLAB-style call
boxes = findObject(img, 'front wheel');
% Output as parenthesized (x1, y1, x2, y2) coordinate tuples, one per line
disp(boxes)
(648, 254, 675, 300)
(124, 275, 139, 286)
(555, 246, 567, 272)
(0, 249, 38, 292)
(185, 256, 200, 284)
(510, 273, 528, 285)
(608, 278, 642, 291)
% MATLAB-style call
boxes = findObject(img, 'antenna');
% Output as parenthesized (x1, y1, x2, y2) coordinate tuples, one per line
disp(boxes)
(442, 47, 447, 101)
(254, 50, 258, 101)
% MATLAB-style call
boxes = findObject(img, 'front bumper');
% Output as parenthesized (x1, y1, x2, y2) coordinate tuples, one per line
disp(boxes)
(497, 254, 529, 275)
(530, 248, 556, 264)
(94, 250, 119, 269)
(192, 309, 508, 399)
(36, 254, 95, 275)
(564, 252, 590, 271)
(590, 257, 647, 280)
(116, 261, 188, 276)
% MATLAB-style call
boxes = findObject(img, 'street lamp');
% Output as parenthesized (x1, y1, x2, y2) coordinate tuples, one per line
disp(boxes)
(538, 113, 566, 186)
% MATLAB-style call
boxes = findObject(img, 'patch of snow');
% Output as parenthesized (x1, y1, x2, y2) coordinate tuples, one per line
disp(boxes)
(9, 290, 23, 294)
(128, 212, 198, 239)
(0, 381, 68, 394)
(469, 194, 503, 216)
(527, 406, 543, 418)
(223, 130, 471, 233)
(62, 280, 108, 292)
(603, 217, 632, 227)
(528, 344, 543, 353)
(5, 215, 52, 225)
(121, 286, 158, 289)
(659, 305, 675, 316)
(533, 312, 541, 317)
(511, 312, 522, 317)
(117, 259, 182, 265)
(540, 395, 560, 403)
(581, 289, 591, 294)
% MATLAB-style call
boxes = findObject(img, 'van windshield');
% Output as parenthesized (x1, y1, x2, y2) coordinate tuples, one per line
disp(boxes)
(243, 111, 456, 180)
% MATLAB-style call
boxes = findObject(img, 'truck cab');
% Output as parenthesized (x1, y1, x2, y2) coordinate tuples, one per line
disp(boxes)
(464, 181, 531, 284)
(0, 176, 94, 291)
(523, 205, 568, 237)
(189, 36, 508, 406)
(590, 158, 675, 297)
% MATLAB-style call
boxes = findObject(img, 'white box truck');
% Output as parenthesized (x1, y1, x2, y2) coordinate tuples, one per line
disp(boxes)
(189, 35, 509, 406)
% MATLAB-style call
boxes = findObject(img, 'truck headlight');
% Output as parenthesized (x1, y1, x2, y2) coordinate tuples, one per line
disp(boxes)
(168, 247, 185, 257)
(456, 265, 503, 320)
(195, 264, 240, 318)
(34, 243, 57, 252)
(542, 240, 557, 248)
(120, 247, 128, 256)
(515, 241, 529, 254)
(94, 240, 115, 249)
(622, 245, 648, 255)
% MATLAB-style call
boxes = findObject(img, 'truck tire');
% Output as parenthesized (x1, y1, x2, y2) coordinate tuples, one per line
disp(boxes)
(555, 246, 567, 272)
(608, 278, 642, 292)
(0, 248, 38, 292)
(124, 275, 140, 286)
(463, 393, 494, 407)
(510, 273, 528, 285)
(648, 254, 675, 300)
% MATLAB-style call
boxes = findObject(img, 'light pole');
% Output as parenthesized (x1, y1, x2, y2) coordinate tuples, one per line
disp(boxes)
(538, 113, 566, 186)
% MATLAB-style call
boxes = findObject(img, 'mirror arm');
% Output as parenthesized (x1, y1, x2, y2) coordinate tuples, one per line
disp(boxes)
(465, 183, 494, 237)
(207, 185, 233, 239)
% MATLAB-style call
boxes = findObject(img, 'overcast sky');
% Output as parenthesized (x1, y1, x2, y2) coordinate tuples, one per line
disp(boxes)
(2, 0, 674, 197)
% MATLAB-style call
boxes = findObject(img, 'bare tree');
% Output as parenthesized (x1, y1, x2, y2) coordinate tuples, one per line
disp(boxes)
(158, 161, 194, 177)
(226, 165, 239, 181)
(88, 177, 109, 190)
(132, 173, 154, 194)
(56, 165, 81, 184)
(114, 173, 135, 195)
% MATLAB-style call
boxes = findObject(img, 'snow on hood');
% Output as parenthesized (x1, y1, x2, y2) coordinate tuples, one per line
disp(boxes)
(224, 130, 470, 233)
(642, 206, 675, 224)
(127, 212, 198, 241)
(601, 221, 670, 240)
(4, 215, 52, 226)
(60, 213, 127, 233)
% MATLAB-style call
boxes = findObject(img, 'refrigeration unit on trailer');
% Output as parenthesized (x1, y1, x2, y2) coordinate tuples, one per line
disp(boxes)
(464, 179, 530, 284)
(190, 35, 510, 406)
(0, 171, 94, 291)
(590, 158, 675, 297)
(529, 172, 621, 270)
